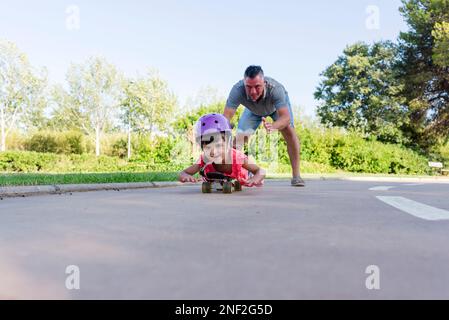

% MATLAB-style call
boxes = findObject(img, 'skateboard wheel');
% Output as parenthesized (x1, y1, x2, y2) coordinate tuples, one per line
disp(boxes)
(202, 182, 212, 193)
(234, 181, 242, 192)
(223, 181, 233, 194)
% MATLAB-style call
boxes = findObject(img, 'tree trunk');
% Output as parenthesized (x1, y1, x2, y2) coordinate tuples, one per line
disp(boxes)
(0, 106, 6, 152)
(127, 121, 132, 160)
(95, 126, 101, 157)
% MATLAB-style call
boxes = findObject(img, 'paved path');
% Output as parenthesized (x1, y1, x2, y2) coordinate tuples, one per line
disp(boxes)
(0, 180, 448, 299)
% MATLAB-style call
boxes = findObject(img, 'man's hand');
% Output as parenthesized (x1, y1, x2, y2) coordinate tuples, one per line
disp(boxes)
(179, 172, 198, 183)
(263, 108, 291, 133)
(262, 117, 275, 133)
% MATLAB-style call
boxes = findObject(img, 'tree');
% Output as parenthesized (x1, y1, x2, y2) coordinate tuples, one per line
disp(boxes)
(121, 71, 177, 158)
(315, 41, 407, 144)
(432, 21, 449, 67)
(65, 56, 123, 156)
(397, 0, 449, 149)
(184, 86, 224, 111)
(0, 39, 47, 151)
(172, 101, 227, 134)
(46, 84, 86, 131)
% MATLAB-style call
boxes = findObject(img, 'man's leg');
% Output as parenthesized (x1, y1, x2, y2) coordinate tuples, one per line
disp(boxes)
(280, 126, 301, 177)
(271, 94, 305, 186)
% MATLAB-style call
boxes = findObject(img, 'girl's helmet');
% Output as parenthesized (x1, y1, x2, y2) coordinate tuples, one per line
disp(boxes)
(194, 113, 232, 146)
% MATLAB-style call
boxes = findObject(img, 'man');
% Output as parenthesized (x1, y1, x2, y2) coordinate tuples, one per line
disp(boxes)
(223, 65, 305, 187)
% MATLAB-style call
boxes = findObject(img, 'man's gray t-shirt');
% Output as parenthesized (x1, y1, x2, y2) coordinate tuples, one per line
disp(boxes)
(225, 77, 289, 116)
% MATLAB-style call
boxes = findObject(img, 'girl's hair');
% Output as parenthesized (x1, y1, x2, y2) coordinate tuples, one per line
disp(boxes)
(200, 132, 229, 149)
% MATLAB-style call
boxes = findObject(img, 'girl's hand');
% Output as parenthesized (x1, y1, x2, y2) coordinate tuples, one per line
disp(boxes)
(179, 172, 198, 183)
(243, 174, 265, 187)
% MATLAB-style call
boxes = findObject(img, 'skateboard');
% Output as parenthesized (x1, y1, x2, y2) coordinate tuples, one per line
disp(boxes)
(199, 170, 242, 194)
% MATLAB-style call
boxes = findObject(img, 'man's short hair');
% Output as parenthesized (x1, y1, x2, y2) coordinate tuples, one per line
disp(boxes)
(244, 65, 264, 79)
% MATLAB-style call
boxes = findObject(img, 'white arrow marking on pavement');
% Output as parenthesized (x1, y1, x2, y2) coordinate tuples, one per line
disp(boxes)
(369, 186, 396, 191)
(376, 196, 449, 221)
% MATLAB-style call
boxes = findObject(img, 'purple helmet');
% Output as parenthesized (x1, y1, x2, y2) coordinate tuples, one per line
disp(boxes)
(194, 113, 232, 146)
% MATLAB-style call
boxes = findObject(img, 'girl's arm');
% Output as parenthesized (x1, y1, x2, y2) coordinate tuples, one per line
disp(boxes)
(242, 162, 266, 187)
(179, 164, 201, 183)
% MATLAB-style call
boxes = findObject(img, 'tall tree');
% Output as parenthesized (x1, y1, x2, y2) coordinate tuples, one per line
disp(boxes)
(46, 84, 85, 131)
(432, 21, 449, 67)
(0, 39, 47, 151)
(398, 0, 449, 149)
(121, 71, 177, 158)
(315, 41, 407, 144)
(65, 56, 123, 156)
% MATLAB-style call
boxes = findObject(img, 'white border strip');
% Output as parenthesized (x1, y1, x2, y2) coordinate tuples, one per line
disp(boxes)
(369, 186, 396, 191)
(377, 196, 449, 221)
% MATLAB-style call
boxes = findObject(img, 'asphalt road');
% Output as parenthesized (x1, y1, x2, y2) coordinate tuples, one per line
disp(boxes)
(1, 179, 449, 299)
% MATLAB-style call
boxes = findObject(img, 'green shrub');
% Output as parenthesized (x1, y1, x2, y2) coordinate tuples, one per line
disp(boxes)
(0, 121, 433, 175)
(0, 151, 58, 172)
(101, 133, 127, 157)
(24, 132, 58, 153)
(294, 125, 429, 174)
(57, 131, 85, 155)
(112, 138, 128, 158)
(297, 126, 338, 165)
(24, 131, 86, 155)
(329, 133, 428, 174)
(5, 130, 26, 151)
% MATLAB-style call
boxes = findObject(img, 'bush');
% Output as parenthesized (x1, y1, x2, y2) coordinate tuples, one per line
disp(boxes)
(130, 135, 186, 170)
(295, 125, 429, 174)
(297, 126, 338, 166)
(329, 133, 428, 174)
(24, 131, 86, 155)
(0, 151, 126, 173)
(0, 151, 58, 172)
(0, 120, 433, 175)
(57, 131, 85, 155)
(112, 138, 128, 158)
(24, 132, 58, 153)
(5, 130, 26, 151)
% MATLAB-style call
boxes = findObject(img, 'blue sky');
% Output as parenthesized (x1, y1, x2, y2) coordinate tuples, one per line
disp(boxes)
(1, 0, 408, 116)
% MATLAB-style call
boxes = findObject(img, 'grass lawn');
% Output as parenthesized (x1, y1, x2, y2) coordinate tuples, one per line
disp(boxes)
(0, 171, 443, 187)
(0, 172, 180, 187)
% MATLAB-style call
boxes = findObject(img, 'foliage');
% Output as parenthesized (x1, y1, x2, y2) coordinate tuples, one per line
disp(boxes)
(122, 71, 177, 136)
(315, 41, 408, 144)
(65, 56, 124, 156)
(0, 39, 48, 151)
(24, 131, 86, 154)
(397, 0, 449, 148)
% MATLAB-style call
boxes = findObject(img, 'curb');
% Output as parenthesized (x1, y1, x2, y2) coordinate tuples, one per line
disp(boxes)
(0, 181, 182, 198)
(2, 175, 449, 199)
(340, 176, 449, 183)
(342, 177, 449, 184)
(267, 175, 449, 183)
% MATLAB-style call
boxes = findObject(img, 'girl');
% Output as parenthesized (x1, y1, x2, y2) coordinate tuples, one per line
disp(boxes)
(179, 113, 265, 187)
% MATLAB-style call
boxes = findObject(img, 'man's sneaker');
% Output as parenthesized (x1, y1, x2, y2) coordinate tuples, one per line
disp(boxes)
(291, 176, 305, 187)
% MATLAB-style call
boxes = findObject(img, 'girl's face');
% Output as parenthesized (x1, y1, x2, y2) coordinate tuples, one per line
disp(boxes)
(202, 136, 230, 164)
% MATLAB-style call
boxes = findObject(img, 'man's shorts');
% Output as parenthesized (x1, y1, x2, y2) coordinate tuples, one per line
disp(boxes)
(237, 94, 295, 133)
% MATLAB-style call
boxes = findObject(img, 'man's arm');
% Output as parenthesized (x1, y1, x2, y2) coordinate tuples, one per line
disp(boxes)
(224, 107, 237, 122)
(263, 107, 291, 132)
(264, 85, 291, 132)
(272, 107, 291, 130)
(224, 83, 242, 123)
